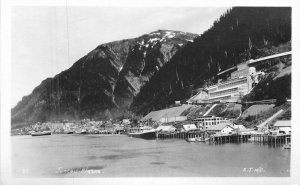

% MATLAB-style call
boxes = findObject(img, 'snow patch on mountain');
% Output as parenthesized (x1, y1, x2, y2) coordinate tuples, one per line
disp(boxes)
(149, 38, 160, 43)
(119, 65, 123, 72)
(164, 31, 176, 39)
(149, 32, 161, 35)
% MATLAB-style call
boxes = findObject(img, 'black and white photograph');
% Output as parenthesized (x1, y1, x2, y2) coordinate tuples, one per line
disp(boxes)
(1, 0, 300, 184)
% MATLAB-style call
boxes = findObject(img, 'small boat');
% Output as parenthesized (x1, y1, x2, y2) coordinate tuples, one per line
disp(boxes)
(186, 137, 199, 142)
(31, 131, 51, 136)
(197, 138, 210, 142)
(66, 131, 74, 134)
(127, 127, 156, 139)
(75, 130, 87, 134)
(186, 137, 209, 142)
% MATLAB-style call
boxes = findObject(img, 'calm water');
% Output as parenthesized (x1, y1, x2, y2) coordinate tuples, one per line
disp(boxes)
(11, 135, 290, 177)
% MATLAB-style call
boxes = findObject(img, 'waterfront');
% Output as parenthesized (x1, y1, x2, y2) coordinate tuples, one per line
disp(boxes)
(11, 135, 290, 177)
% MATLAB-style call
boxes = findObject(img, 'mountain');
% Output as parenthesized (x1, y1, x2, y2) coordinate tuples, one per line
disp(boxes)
(131, 7, 291, 115)
(12, 7, 292, 126)
(11, 30, 198, 125)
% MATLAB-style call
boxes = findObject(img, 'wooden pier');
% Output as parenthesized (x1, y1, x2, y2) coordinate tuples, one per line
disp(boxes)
(156, 131, 206, 140)
(251, 134, 291, 146)
(210, 134, 251, 144)
(155, 131, 291, 147)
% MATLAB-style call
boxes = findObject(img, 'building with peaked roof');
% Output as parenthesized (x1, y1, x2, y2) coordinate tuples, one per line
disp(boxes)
(206, 123, 234, 134)
(186, 90, 209, 104)
(273, 120, 291, 134)
(141, 104, 193, 122)
(182, 124, 198, 131)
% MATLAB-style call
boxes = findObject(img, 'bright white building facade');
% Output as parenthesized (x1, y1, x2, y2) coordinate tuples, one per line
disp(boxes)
(206, 123, 234, 135)
(192, 116, 232, 129)
(204, 61, 258, 103)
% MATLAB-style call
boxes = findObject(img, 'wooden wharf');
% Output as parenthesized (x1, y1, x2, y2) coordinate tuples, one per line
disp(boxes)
(251, 134, 291, 146)
(156, 131, 206, 140)
(155, 131, 291, 147)
(210, 134, 251, 144)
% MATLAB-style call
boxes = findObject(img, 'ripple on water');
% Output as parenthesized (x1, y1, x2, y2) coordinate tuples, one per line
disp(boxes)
(150, 162, 165, 165)
(88, 150, 163, 161)
(98, 154, 136, 160)
(87, 154, 134, 161)
(55, 166, 105, 175)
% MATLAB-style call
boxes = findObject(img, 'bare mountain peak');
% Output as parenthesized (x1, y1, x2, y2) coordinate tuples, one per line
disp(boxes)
(12, 29, 198, 124)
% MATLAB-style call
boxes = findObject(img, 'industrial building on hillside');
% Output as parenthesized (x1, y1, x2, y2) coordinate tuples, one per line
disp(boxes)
(187, 51, 291, 103)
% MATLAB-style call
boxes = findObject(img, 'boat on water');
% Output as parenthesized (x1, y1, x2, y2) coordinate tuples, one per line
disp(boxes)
(186, 137, 199, 142)
(198, 138, 210, 142)
(186, 137, 209, 142)
(127, 127, 156, 139)
(66, 131, 74, 134)
(31, 131, 51, 136)
(75, 129, 87, 134)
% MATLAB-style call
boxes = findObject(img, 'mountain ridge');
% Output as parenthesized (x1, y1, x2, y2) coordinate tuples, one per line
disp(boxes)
(12, 30, 199, 125)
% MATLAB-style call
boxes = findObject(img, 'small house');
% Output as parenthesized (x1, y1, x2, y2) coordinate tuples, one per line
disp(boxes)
(273, 120, 291, 134)
(206, 123, 234, 135)
(114, 126, 125, 134)
(183, 124, 198, 131)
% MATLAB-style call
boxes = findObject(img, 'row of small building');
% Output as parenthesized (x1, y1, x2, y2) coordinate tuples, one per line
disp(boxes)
(13, 118, 133, 135)
(155, 120, 246, 135)
(154, 118, 291, 136)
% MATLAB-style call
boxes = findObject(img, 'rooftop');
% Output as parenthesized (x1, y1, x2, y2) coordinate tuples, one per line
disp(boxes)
(206, 123, 233, 131)
(273, 120, 291, 127)
(249, 51, 292, 65)
(141, 104, 194, 122)
(217, 66, 237, 76)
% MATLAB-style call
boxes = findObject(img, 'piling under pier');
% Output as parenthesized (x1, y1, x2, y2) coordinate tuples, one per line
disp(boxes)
(155, 131, 291, 147)
(251, 134, 291, 146)
(210, 134, 251, 144)
(156, 131, 206, 140)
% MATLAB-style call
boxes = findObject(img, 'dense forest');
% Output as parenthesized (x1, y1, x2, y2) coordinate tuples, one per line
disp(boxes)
(131, 7, 291, 115)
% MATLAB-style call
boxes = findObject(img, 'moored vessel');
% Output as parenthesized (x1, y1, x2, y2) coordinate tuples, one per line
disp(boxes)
(75, 129, 87, 134)
(66, 131, 74, 134)
(31, 131, 51, 136)
(127, 127, 156, 139)
(186, 137, 209, 142)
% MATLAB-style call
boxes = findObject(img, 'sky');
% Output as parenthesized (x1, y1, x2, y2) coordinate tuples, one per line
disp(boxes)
(11, 6, 229, 107)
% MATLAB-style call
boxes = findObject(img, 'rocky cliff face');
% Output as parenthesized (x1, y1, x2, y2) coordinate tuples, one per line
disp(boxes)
(11, 30, 198, 124)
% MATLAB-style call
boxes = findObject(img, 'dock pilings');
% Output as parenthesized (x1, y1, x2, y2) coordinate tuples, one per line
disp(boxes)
(156, 131, 291, 147)
(156, 131, 205, 140)
(251, 134, 291, 146)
